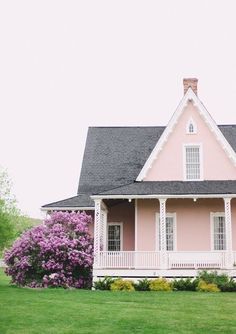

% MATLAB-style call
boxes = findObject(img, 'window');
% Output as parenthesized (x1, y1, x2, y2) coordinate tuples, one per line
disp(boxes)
(211, 214, 226, 251)
(157, 214, 176, 251)
(188, 123, 194, 133)
(107, 223, 123, 251)
(184, 145, 201, 180)
(186, 118, 197, 134)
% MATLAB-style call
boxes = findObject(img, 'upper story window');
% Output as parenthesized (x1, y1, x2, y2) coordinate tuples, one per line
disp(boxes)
(184, 144, 202, 180)
(186, 118, 197, 134)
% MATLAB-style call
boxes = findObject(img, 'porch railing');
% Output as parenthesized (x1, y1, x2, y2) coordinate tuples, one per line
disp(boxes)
(98, 251, 228, 269)
(99, 251, 160, 269)
(167, 251, 227, 269)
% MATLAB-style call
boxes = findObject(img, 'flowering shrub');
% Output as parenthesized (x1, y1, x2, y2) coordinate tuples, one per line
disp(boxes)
(149, 278, 172, 291)
(196, 280, 220, 292)
(110, 279, 135, 291)
(4, 211, 94, 288)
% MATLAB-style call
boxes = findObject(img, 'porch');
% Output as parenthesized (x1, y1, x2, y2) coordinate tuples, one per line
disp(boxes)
(92, 196, 236, 278)
(98, 250, 236, 269)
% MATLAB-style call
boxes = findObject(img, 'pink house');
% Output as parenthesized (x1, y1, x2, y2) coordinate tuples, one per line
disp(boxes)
(42, 78, 236, 280)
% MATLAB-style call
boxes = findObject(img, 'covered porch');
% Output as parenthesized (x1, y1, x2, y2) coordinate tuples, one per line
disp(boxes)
(92, 194, 236, 278)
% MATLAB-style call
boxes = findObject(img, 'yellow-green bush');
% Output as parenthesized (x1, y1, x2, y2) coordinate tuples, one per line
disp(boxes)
(197, 280, 220, 292)
(149, 278, 172, 291)
(110, 279, 135, 291)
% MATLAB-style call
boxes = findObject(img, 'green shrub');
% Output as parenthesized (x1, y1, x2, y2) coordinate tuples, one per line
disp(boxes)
(197, 270, 236, 291)
(149, 278, 172, 291)
(219, 278, 236, 292)
(172, 278, 198, 291)
(93, 276, 115, 290)
(110, 279, 135, 291)
(197, 280, 220, 292)
(134, 278, 151, 291)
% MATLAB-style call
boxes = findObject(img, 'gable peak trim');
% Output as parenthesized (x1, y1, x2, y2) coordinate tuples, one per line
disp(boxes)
(136, 88, 236, 181)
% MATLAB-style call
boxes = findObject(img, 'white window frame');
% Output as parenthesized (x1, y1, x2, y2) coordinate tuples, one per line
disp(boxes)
(210, 213, 226, 251)
(156, 213, 177, 251)
(186, 118, 197, 134)
(107, 222, 123, 251)
(183, 143, 203, 181)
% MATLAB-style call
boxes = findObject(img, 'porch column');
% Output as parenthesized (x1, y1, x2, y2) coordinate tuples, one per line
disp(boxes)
(94, 199, 101, 268)
(224, 198, 233, 268)
(100, 203, 108, 251)
(159, 198, 168, 269)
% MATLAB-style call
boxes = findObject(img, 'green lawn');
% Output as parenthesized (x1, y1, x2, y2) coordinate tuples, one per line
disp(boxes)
(0, 270, 236, 334)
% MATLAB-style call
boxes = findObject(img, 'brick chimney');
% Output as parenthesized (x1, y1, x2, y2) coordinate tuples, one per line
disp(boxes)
(183, 78, 198, 95)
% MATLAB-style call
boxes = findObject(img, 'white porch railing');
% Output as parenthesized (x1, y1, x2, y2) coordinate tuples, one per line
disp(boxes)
(98, 251, 228, 269)
(99, 251, 160, 269)
(167, 251, 227, 269)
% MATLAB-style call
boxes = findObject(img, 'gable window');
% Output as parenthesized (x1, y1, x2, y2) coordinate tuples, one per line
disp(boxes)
(188, 123, 194, 133)
(157, 214, 176, 251)
(186, 118, 197, 134)
(184, 145, 202, 180)
(211, 214, 226, 251)
(107, 223, 123, 251)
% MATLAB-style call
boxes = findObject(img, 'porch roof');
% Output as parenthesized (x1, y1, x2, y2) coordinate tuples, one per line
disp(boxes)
(93, 180, 236, 197)
(42, 194, 94, 210)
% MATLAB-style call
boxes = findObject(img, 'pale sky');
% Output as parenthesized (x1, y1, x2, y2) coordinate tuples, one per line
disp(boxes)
(1, 1, 236, 218)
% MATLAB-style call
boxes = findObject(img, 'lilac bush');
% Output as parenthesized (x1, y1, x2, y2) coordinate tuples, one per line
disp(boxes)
(4, 211, 94, 288)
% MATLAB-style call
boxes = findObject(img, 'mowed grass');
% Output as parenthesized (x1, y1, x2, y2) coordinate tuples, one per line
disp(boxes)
(0, 270, 236, 334)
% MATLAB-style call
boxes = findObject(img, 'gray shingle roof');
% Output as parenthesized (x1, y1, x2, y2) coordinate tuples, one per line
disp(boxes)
(78, 126, 165, 194)
(42, 194, 94, 208)
(43, 125, 236, 208)
(96, 180, 236, 196)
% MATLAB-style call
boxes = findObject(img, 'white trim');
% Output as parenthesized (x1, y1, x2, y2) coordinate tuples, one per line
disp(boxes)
(41, 206, 94, 212)
(91, 194, 236, 200)
(135, 199, 138, 251)
(210, 212, 225, 251)
(93, 268, 236, 279)
(156, 212, 177, 251)
(186, 117, 197, 134)
(136, 88, 236, 181)
(183, 143, 203, 181)
(107, 222, 123, 251)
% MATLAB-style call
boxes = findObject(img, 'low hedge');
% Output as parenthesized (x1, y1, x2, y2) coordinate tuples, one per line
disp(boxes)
(93, 271, 236, 292)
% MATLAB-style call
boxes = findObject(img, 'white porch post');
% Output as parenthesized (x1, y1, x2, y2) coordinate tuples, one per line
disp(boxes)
(224, 197, 233, 268)
(94, 199, 101, 268)
(100, 203, 108, 251)
(159, 198, 168, 269)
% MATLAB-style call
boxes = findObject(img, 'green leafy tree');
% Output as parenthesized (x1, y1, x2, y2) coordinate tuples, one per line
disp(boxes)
(0, 167, 17, 252)
(0, 167, 41, 253)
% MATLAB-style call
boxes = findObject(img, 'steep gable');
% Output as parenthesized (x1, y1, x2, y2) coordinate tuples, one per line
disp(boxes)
(137, 86, 236, 182)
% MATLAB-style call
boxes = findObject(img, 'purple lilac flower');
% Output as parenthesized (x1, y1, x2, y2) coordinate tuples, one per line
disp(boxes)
(4, 211, 94, 288)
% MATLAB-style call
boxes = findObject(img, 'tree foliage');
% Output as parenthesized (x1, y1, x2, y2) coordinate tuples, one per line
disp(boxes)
(0, 167, 17, 251)
(4, 211, 94, 288)
(0, 167, 39, 252)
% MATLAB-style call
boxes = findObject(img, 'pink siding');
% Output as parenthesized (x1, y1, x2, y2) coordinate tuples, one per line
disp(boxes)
(108, 200, 135, 251)
(137, 199, 236, 251)
(144, 102, 236, 181)
(137, 200, 156, 251)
